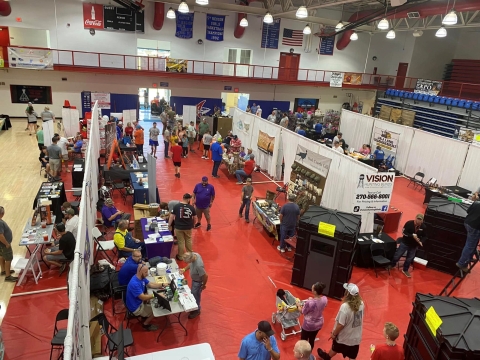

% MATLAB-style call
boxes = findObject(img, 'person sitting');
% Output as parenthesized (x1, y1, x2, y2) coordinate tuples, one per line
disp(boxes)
(297, 126, 307, 137)
(235, 154, 255, 184)
(359, 144, 371, 156)
(373, 146, 385, 168)
(125, 264, 164, 331)
(64, 208, 79, 240)
(114, 220, 146, 258)
(39, 146, 51, 178)
(73, 135, 84, 154)
(124, 122, 134, 138)
(101, 198, 130, 228)
(230, 135, 242, 153)
(62, 201, 79, 216)
(118, 249, 144, 286)
(222, 131, 234, 149)
(43, 223, 75, 273)
(333, 132, 343, 145)
(239, 146, 246, 158)
(314, 121, 323, 134)
(333, 141, 344, 154)
(243, 148, 254, 161)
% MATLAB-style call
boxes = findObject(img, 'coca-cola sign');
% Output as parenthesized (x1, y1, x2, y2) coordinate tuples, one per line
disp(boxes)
(83, 3, 104, 29)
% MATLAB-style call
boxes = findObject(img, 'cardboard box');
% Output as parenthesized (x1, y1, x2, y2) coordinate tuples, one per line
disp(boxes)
(89, 320, 102, 357)
(90, 295, 104, 318)
(133, 204, 151, 239)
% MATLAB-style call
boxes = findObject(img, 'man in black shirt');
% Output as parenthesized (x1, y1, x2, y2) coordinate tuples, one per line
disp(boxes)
(43, 223, 76, 273)
(168, 193, 198, 261)
(457, 194, 480, 273)
(389, 214, 426, 278)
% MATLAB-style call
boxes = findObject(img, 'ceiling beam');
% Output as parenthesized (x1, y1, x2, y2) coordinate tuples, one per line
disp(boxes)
(271, 0, 361, 17)
(467, 10, 479, 24)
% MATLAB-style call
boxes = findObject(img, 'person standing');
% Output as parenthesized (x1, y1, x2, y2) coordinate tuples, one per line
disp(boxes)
(0, 206, 18, 282)
(134, 125, 144, 157)
(317, 283, 364, 360)
(198, 118, 210, 150)
(181, 134, 189, 158)
(171, 140, 183, 178)
(36, 125, 44, 150)
(370, 322, 404, 360)
(47, 136, 62, 179)
(193, 177, 215, 231)
(238, 320, 281, 360)
(456, 193, 480, 273)
(168, 193, 197, 261)
(41, 107, 55, 123)
(389, 214, 426, 278)
(210, 140, 224, 178)
(55, 133, 71, 173)
(163, 125, 171, 159)
(25, 102, 33, 131)
(187, 121, 196, 152)
(202, 130, 213, 159)
(116, 121, 124, 141)
(373, 146, 385, 168)
(26, 105, 38, 135)
(333, 132, 343, 145)
(277, 194, 300, 253)
(149, 122, 160, 158)
(179, 251, 208, 319)
(279, 113, 289, 128)
(296, 282, 328, 351)
(294, 340, 316, 360)
(295, 187, 310, 216)
(267, 110, 276, 123)
(239, 178, 254, 223)
(250, 103, 258, 115)
(256, 104, 263, 118)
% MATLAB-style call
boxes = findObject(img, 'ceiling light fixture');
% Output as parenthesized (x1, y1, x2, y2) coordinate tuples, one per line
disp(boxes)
(166, 7, 176, 19)
(442, 9, 457, 25)
(303, 24, 311, 35)
(240, 17, 248, 27)
(412, 29, 423, 37)
(350, 31, 358, 41)
(196, 0, 209, 5)
(296, 6, 308, 18)
(378, 18, 389, 30)
(263, 12, 273, 24)
(335, 21, 344, 31)
(435, 26, 447, 37)
(178, 1, 189, 13)
(386, 29, 396, 39)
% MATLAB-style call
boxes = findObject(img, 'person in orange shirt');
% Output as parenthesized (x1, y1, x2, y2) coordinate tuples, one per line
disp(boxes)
(134, 125, 144, 156)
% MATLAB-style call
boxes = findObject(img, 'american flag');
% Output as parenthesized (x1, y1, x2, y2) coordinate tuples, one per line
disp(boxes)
(282, 28, 303, 46)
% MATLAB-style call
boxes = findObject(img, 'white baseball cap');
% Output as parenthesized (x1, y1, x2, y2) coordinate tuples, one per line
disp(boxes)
(343, 283, 359, 296)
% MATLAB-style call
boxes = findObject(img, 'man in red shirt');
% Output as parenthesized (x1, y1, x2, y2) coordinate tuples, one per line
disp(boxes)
(235, 154, 255, 184)
(171, 141, 183, 178)
(371, 322, 404, 360)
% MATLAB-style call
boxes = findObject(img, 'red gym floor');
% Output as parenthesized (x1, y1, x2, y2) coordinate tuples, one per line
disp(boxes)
(2, 124, 479, 360)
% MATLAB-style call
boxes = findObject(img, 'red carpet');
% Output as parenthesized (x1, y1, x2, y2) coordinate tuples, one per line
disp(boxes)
(2, 135, 479, 359)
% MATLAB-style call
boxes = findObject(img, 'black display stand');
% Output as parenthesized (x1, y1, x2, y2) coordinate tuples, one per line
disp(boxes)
(404, 293, 480, 360)
(424, 198, 469, 276)
(291, 206, 361, 300)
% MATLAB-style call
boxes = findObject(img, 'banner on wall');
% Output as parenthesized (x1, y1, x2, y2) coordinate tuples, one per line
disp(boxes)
(83, 3, 145, 32)
(261, 18, 281, 49)
(91, 92, 110, 109)
(176, 12, 194, 39)
(372, 126, 400, 158)
(206, 14, 225, 41)
(166, 58, 188, 73)
(330, 72, 343, 87)
(8, 47, 53, 70)
(257, 130, 275, 155)
(10, 85, 52, 104)
(295, 144, 332, 178)
(343, 73, 363, 85)
(318, 26, 335, 55)
(353, 173, 395, 213)
(414, 79, 443, 95)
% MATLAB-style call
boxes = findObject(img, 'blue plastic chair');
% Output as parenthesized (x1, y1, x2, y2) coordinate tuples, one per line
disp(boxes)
(433, 96, 440, 104)
(428, 95, 435, 103)
(394, 90, 400, 97)
(458, 99, 466, 108)
(439, 97, 446, 105)
(407, 92, 414, 99)
(452, 99, 459, 107)
(413, 93, 419, 100)
(472, 102, 480, 110)
(386, 89, 393, 96)
(464, 101, 472, 109)
(446, 98, 452, 106)
(399, 90, 405, 98)
(418, 94, 425, 101)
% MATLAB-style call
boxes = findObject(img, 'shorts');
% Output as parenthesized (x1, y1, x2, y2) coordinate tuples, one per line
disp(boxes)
(195, 207, 211, 219)
(173, 161, 182, 167)
(149, 139, 159, 147)
(133, 303, 153, 318)
(46, 246, 68, 262)
(0, 243, 13, 261)
(50, 158, 61, 173)
(62, 154, 69, 161)
(332, 339, 360, 359)
(38, 143, 44, 151)
(188, 137, 195, 145)
(203, 144, 210, 151)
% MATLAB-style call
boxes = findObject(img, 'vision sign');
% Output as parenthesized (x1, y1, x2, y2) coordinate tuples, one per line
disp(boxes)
(353, 173, 395, 213)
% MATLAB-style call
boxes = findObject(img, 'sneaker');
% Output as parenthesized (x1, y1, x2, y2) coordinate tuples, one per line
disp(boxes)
(142, 324, 159, 331)
(245, 219, 250, 223)
(402, 270, 411, 278)
(239, 213, 243, 218)
(317, 348, 330, 360)
(456, 262, 470, 273)
(286, 247, 292, 252)
(212, 175, 220, 178)
(204, 157, 209, 160)
(5, 275, 18, 282)
(201, 156, 206, 159)
(1, 270, 15, 276)
(194, 223, 201, 229)
(206, 224, 211, 231)
(188, 310, 200, 319)
(59, 263, 67, 275)
(236, 182, 243, 185)
(178, 173, 181, 178)
(277, 246, 285, 253)
(164, 156, 171, 159)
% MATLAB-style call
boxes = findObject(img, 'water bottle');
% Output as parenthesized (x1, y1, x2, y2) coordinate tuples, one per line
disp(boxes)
(173, 289, 179, 302)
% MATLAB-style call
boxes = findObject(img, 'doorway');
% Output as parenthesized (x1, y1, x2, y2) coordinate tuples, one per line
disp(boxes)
(395, 63, 408, 88)
(221, 92, 250, 114)
(138, 87, 171, 119)
(0, 27, 9, 66)
(278, 52, 300, 81)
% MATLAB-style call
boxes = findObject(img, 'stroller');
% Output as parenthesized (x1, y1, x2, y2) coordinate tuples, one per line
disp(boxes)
(272, 289, 302, 341)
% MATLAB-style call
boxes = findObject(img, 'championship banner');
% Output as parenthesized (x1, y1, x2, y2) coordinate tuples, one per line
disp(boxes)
(353, 173, 395, 213)
(91, 92, 110, 109)
(8, 47, 53, 70)
(206, 14, 225, 41)
(295, 144, 331, 178)
(176, 12, 194, 39)
(372, 126, 400, 158)
(330, 72, 343, 88)
(414, 79, 442, 95)
(343, 73, 363, 85)
(257, 130, 275, 155)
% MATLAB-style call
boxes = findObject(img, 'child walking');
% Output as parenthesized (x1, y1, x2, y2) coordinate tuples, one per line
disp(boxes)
(181, 134, 189, 158)
(239, 178, 254, 223)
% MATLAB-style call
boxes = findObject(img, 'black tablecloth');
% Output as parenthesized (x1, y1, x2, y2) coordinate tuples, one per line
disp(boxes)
(102, 163, 148, 181)
(72, 158, 85, 188)
(444, 186, 471, 199)
(353, 232, 397, 268)
(0, 115, 12, 131)
(33, 182, 67, 221)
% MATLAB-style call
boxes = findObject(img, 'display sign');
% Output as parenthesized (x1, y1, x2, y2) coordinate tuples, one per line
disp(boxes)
(166, 59, 187, 73)
(257, 130, 275, 155)
(8, 47, 53, 70)
(261, 18, 281, 49)
(318, 222, 335, 237)
(91, 92, 110, 109)
(83, 3, 144, 32)
(330, 72, 343, 88)
(425, 306, 442, 336)
(319, 27, 335, 55)
(343, 73, 363, 85)
(372, 126, 400, 158)
(175, 12, 194, 39)
(10, 85, 52, 104)
(414, 79, 442, 95)
(160, 82, 169, 87)
(224, 86, 232, 91)
(295, 144, 332, 178)
(206, 14, 225, 42)
(83, 3, 104, 29)
(353, 173, 395, 213)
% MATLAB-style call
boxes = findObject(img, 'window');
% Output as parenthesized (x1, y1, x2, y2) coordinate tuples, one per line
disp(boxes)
(225, 48, 252, 65)
(240, 50, 251, 65)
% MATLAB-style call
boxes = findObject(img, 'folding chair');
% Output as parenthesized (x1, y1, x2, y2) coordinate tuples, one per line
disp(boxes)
(407, 172, 424, 190)
(274, 182, 288, 202)
(110, 270, 127, 316)
(73, 190, 82, 201)
(370, 243, 391, 278)
(91, 313, 134, 359)
(122, 291, 143, 328)
(50, 309, 69, 360)
(105, 175, 126, 198)
(93, 226, 116, 264)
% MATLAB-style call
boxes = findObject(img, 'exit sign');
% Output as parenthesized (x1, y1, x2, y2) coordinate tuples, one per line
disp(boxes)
(160, 82, 169, 87)
(152, 83, 158, 88)
(224, 86, 232, 91)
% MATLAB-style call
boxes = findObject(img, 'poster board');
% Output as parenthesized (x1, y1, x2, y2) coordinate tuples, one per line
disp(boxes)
(372, 126, 400, 158)
(122, 109, 136, 124)
(379, 105, 392, 121)
(62, 108, 80, 138)
(414, 79, 442, 95)
(257, 130, 275, 155)
(353, 173, 395, 213)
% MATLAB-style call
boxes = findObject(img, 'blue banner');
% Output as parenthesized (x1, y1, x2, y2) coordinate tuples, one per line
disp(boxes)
(206, 14, 225, 42)
(175, 12, 194, 39)
(319, 26, 335, 55)
(261, 18, 281, 49)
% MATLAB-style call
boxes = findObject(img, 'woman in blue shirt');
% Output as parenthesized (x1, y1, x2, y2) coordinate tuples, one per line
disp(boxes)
(373, 146, 385, 168)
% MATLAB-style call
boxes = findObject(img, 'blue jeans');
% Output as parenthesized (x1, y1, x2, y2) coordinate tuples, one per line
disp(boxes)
(280, 225, 296, 249)
(239, 198, 251, 220)
(235, 169, 247, 183)
(212, 160, 221, 177)
(119, 232, 146, 258)
(191, 280, 203, 311)
(458, 223, 480, 267)
(164, 140, 169, 157)
(390, 242, 417, 272)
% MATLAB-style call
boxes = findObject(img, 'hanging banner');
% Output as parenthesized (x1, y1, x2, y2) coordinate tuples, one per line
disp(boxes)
(330, 72, 343, 88)
(319, 26, 335, 55)
(295, 144, 332, 178)
(343, 73, 363, 85)
(10, 85, 52, 104)
(91, 92, 110, 109)
(353, 173, 395, 213)
(206, 14, 225, 42)
(372, 126, 400, 159)
(257, 130, 275, 155)
(261, 18, 281, 49)
(414, 79, 443, 95)
(175, 12, 194, 39)
(8, 47, 53, 70)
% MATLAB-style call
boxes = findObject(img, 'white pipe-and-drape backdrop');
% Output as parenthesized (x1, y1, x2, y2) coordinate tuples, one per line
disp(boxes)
(340, 110, 375, 151)
(457, 143, 480, 191)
